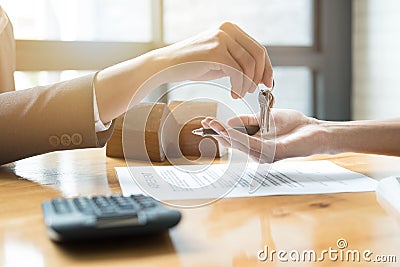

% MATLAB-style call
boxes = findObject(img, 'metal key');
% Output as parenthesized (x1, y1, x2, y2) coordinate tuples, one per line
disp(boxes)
(258, 89, 275, 136)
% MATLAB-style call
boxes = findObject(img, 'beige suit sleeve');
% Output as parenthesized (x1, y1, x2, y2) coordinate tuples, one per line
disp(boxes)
(0, 73, 115, 165)
(0, 6, 15, 93)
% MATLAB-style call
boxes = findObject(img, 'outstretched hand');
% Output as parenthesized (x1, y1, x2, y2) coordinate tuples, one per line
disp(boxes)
(201, 109, 328, 162)
(96, 21, 273, 124)
(156, 21, 273, 98)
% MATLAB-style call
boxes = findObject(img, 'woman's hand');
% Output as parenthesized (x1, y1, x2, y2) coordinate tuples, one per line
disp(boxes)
(95, 21, 272, 124)
(201, 109, 329, 162)
(153, 21, 273, 98)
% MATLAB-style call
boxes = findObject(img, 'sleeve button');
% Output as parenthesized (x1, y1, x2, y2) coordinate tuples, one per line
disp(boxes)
(71, 133, 83, 146)
(60, 134, 72, 146)
(49, 135, 60, 147)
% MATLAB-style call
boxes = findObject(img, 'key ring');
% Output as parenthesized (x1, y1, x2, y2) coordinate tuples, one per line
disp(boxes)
(258, 79, 275, 108)
(269, 79, 275, 92)
(260, 79, 275, 93)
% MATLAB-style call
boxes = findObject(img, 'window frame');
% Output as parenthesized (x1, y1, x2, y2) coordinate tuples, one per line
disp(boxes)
(14, 0, 352, 120)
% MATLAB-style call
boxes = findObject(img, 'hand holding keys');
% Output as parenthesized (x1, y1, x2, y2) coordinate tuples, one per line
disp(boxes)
(195, 83, 275, 138)
(258, 82, 275, 136)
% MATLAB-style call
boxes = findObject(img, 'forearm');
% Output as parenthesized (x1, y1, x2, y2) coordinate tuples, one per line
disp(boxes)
(322, 118, 400, 156)
(94, 22, 274, 124)
(94, 49, 170, 124)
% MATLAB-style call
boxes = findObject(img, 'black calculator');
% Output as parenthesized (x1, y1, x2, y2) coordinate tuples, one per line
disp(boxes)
(41, 194, 181, 242)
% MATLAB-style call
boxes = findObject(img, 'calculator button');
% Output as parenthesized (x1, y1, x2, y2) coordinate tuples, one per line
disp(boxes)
(110, 195, 135, 210)
(131, 195, 157, 208)
(116, 203, 135, 210)
(92, 196, 117, 215)
(52, 199, 71, 214)
(131, 195, 146, 201)
(92, 196, 109, 205)
(73, 198, 95, 214)
(140, 201, 156, 209)
(92, 196, 110, 208)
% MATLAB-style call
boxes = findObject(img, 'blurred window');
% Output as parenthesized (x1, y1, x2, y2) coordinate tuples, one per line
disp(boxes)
(2, 0, 350, 119)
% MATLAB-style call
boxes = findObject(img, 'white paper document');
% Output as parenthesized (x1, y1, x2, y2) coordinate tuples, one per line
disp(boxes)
(376, 176, 400, 215)
(116, 160, 377, 200)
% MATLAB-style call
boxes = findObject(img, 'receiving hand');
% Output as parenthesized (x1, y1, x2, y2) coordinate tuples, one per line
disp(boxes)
(201, 109, 329, 162)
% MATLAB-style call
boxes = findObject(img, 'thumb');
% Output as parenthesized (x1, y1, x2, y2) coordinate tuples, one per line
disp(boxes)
(227, 114, 259, 127)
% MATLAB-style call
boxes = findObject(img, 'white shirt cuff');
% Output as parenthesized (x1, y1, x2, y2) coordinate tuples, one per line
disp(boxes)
(92, 74, 112, 132)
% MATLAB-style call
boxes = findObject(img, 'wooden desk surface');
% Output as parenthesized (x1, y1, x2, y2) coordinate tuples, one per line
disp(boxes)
(1, 149, 399, 266)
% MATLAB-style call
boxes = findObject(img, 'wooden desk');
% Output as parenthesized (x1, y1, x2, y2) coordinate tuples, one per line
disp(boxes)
(1, 149, 399, 266)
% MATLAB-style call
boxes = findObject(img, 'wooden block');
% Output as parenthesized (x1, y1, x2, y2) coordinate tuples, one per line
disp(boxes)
(167, 101, 226, 158)
(106, 103, 171, 162)
(107, 101, 226, 161)
(105, 116, 124, 158)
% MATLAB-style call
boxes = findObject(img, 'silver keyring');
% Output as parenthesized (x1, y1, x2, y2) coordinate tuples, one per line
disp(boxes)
(270, 79, 275, 92)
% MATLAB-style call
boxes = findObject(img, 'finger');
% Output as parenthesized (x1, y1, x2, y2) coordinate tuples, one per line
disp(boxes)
(208, 119, 268, 157)
(230, 26, 265, 92)
(208, 116, 257, 151)
(206, 31, 246, 99)
(209, 117, 275, 163)
(220, 22, 271, 91)
(217, 53, 244, 99)
(201, 116, 216, 128)
(262, 53, 274, 88)
(228, 137, 258, 157)
(227, 114, 277, 139)
(248, 82, 259, 94)
(208, 119, 229, 136)
(201, 118, 232, 147)
(225, 127, 263, 153)
(228, 137, 274, 164)
(213, 136, 231, 147)
(224, 36, 255, 98)
(227, 112, 282, 140)
(228, 113, 278, 140)
(234, 138, 275, 163)
(227, 114, 259, 127)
